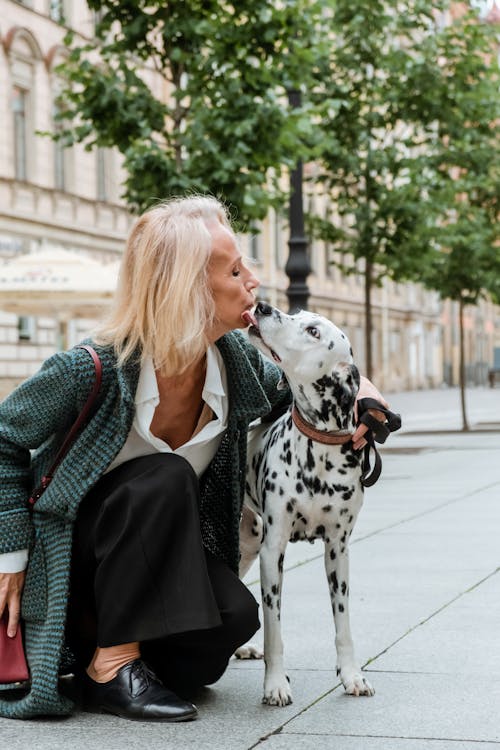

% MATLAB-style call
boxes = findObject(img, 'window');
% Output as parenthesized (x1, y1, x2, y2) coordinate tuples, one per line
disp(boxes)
(7, 29, 41, 184)
(49, 0, 65, 23)
(12, 87, 28, 181)
(96, 148, 107, 201)
(248, 224, 262, 263)
(53, 102, 66, 190)
(18, 316, 36, 342)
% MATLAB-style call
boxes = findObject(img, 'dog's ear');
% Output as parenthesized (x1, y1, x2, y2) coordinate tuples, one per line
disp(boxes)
(348, 364, 361, 393)
(332, 363, 360, 413)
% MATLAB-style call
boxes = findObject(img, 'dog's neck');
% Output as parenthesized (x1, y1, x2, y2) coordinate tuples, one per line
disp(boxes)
(291, 404, 353, 444)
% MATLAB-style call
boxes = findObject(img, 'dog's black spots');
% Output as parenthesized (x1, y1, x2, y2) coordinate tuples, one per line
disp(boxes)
(322, 504, 332, 512)
(318, 361, 323, 369)
(271, 471, 278, 479)
(341, 333, 345, 339)
(340, 507, 348, 516)
(265, 479, 276, 493)
(325, 458, 334, 471)
(328, 340, 334, 350)
(306, 441, 315, 471)
(286, 501, 294, 513)
(264, 594, 273, 609)
(330, 571, 338, 592)
(338, 603, 344, 612)
(329, 548, 336, 560)
(267, 515, 273, 525)
(340, 531, 347, 544)
(336, 523, 341, 529)
(315, 524, 326, 537)
(296, 482, 303, 494)
(348, 515, 353, 523)
(279, 487, 284, 496)
(271, 584, 279, 595)
(341, 581, 347, 595)
(338, 468, 347, 475)
(342, 488, 354, 501)
(278, 554, 284, 573)
(349, 346, 353, 357)
(344, 454, 359, 468)
(312, 373, 335, 397)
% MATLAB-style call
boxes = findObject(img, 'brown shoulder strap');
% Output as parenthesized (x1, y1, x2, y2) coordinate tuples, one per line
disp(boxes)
(28, 345, 102, 508)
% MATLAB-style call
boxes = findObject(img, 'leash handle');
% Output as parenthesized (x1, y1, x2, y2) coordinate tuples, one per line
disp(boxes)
(357, 398, 401, 487)
(27, 345, 102, 508)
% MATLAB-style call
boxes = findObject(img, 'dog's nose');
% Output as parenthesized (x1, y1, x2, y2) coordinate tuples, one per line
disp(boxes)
(255, 302, 273, 316)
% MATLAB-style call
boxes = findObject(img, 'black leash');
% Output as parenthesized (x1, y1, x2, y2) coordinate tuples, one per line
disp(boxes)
(357, 398, 402, 487)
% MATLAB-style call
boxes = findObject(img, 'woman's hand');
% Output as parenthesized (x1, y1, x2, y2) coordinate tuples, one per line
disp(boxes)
(352, 375, 389, 450)
(0, 571, 26, 637)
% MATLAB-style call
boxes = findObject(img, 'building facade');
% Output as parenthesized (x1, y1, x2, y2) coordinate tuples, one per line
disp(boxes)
(0, 0, 498, 398)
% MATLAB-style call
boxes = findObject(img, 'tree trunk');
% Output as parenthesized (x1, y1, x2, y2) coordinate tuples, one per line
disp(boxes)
(459, 297, 469, 431)
(364, 259, 373, 380)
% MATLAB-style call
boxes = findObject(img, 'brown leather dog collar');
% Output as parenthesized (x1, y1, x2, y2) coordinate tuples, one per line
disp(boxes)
(291, 405, 354, 445)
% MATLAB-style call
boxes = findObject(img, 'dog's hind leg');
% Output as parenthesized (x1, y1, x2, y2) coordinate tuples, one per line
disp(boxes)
(324, 540, 375, 697)
(239, 505, 263, 578)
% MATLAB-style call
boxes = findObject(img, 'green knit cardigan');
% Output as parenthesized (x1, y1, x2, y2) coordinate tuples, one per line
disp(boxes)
(0, 332, 289, 719)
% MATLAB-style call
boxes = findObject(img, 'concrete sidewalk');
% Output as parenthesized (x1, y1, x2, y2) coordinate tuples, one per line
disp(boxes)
(1, 386, 499, 749)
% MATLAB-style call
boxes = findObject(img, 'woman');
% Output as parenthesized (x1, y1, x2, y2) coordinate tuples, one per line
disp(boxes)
(0, 196, 384, 721)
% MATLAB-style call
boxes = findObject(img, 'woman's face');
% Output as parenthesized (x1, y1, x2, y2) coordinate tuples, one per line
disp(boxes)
(206, 221, 259, 342)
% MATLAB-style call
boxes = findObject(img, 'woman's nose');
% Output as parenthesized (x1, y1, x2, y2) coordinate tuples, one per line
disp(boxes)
(246, 272, 260, 291)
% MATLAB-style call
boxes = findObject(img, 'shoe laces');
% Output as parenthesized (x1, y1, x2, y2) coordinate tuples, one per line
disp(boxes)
(129, 659, 157, 696)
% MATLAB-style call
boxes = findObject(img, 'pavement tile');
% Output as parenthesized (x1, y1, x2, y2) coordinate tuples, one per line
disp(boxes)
(278, 671, 500, 744)
(262, 734, 500, 750)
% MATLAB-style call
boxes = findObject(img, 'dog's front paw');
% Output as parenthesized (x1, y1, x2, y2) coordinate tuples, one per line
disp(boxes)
(263, 674, 293, 706)
(338, 666, 375, 697)
(234, 643, 264, 660)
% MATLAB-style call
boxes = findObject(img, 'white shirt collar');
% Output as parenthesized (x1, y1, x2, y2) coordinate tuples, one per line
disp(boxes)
(135, 345, 226, 413)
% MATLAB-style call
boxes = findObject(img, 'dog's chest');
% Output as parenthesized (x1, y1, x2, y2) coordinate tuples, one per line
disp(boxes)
(247, 417, 364, 543)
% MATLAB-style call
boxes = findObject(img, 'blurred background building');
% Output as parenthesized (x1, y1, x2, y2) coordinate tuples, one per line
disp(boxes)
(0, 0, 498, 398)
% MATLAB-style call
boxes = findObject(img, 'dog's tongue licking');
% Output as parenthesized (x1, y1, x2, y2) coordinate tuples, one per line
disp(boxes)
(242, 310, 258, 328)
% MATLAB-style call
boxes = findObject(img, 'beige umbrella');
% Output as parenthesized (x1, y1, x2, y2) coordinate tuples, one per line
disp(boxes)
(0, 247, 119, 347)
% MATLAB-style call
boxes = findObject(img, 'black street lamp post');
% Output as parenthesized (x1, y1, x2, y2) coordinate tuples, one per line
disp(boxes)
(285, 90, 311, 313)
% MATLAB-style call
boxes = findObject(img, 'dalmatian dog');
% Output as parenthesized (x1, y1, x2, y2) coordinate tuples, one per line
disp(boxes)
(239, 302, 375, 707)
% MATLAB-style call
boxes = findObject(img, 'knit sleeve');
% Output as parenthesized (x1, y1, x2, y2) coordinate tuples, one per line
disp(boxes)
(0, 350, 80, 553)
(233, 331, 292, 417)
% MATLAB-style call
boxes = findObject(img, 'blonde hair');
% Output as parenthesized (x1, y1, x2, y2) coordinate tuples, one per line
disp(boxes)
(96, 195, 232, 376)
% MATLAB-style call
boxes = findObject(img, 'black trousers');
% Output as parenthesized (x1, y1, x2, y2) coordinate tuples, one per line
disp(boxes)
(66, 454, 259, 692)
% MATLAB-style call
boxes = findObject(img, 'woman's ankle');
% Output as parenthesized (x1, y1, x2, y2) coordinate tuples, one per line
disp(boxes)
(87, 642, 141, 683)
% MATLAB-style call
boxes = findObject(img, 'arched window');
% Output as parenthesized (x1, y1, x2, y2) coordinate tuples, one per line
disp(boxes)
(5, 28, 42, 182)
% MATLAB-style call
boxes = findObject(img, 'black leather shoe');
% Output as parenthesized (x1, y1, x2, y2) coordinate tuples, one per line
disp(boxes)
(82, 659, 198, 722)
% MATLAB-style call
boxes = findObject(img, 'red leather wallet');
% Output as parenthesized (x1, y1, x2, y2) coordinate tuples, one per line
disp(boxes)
(0, 611, 29, 684)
